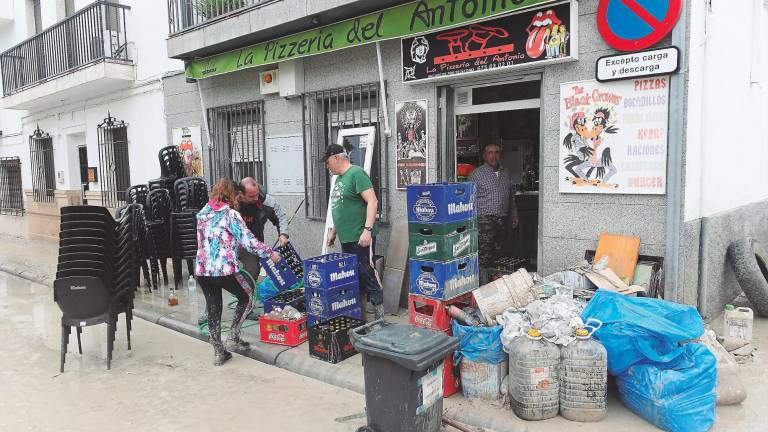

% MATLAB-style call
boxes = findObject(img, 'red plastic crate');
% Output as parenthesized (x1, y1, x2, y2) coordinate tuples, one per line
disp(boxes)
(259, 314, 308, 347)
(444, 353, 461, 397)
(408, 292, 475, 332)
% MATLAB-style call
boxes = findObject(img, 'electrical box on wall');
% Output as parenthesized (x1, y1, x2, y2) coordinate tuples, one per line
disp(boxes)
(259, 69, 279, 94)
(57, 171, 65, 184)
(278, 59, 304, 98)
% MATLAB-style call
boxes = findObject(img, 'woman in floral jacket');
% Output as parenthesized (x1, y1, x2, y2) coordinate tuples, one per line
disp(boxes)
(196, 178, 281, 365)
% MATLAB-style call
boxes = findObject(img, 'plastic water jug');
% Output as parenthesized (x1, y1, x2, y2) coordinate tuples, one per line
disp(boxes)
(508, 328, 560, 421)
(723, 304, 753, 342)
(560, 325, 608, 422)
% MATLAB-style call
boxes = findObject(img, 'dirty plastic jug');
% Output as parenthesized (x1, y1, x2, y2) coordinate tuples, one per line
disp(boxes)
(560, 323, 608, 422)
(508, 328, 560, 421)
(723, 304, 753, 342)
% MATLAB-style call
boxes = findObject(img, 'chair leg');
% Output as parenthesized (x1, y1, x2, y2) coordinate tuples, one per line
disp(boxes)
(76, 327, 83, 354)
(141, 260, 151, 289)
(60, 324, 70, 373)
(172, 257, 182, 292)
(161, 258, 169, 285)
(186, 259, 194, 277)
(107, 318, 114, 370)
(125, 310, 132, 351)
(150, 258, 159, 291)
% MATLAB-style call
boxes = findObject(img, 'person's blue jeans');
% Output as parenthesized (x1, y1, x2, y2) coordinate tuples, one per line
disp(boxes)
(341, 237, 383, 306)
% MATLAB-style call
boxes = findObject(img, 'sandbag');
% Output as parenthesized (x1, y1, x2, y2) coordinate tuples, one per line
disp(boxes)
(451, 321, 506, 365)
(581, 289, 705, 375)
(616, 343, 717, 432)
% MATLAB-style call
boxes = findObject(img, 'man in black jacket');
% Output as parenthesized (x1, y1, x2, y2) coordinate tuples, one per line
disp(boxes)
(238, 177, 290, 280)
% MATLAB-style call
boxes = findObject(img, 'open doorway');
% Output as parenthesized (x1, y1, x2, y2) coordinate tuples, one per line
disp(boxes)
(450, 78, 541, 277)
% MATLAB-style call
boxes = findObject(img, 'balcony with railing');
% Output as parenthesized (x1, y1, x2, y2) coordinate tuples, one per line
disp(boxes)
(0, 1, 134, 110)
(167, 0, 272, 35)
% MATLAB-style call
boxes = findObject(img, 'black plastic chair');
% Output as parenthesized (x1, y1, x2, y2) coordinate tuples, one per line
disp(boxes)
(126, 184, 149, 208)
(158, 146, 186, 179)
(174, 177, 208, 212)
(170, 211, 199, 291)
(145, 189, 172, 289)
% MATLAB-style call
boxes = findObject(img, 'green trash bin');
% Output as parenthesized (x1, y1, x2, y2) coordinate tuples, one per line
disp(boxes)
(350, 320, 459, 432)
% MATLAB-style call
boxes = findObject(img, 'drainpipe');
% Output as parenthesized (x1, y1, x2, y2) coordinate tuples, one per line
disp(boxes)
(665, 1, 689, 303)
(375, 42, 392, 138)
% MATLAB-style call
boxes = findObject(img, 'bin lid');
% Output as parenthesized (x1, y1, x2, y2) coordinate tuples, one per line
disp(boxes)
(353, 323, 459, 371)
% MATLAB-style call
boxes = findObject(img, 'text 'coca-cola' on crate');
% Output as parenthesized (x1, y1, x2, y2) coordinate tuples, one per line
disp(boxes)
(408, 292, 475, 333)
(263, 288, 305, 314)
(259, 315, 308, 347)
(409, 253, 479, 301)
(303, 253, 358, 290)
(309, 316, 366, 363)
(407, 182, 477, 224)
(307, 306, 362, 327)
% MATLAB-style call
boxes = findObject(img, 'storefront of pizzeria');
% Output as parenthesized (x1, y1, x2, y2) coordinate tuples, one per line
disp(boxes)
(168, 0, 693, 310)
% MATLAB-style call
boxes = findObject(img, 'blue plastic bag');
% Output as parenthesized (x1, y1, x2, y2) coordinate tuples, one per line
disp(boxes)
(581, 289, 705, 375)
(451, 321, 505, 365)
(616, 343, 717, 432)
(257, 278, 279, 301)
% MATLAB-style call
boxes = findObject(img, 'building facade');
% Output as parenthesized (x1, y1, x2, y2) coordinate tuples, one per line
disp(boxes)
(0, 0, 183, 241)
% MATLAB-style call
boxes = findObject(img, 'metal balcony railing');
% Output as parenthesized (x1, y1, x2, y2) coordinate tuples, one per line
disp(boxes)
(167, 0, 271, 35)
(0, 1, 131, 97)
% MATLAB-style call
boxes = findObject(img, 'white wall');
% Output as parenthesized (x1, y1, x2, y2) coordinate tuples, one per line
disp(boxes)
(123, 0, 184, 80)
(684, 0, 768, 220)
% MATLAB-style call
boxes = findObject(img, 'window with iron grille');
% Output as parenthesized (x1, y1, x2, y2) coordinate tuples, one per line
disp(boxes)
(206, 101, 266, 186)
(0, 157, 24, 215)
(29, 126, 55, 203)
(302, 82, 389, 223)
(97, 113, 131, 208)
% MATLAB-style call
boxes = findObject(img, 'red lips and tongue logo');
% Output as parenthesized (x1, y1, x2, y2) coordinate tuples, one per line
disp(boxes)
(526, 9, 562, 58)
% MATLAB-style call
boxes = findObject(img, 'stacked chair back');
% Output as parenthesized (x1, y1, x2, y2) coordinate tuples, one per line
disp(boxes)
(174, 176, 209, 212)
(158, 145, 186, 179)
(126, 184, 149, 207)
(145, 189, 172, 289)
(117, 203, 152, 290)
(54, 205, 137, 371)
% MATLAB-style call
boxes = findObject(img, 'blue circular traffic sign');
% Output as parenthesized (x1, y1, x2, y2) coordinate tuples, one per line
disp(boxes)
(597, 0, 683, 51)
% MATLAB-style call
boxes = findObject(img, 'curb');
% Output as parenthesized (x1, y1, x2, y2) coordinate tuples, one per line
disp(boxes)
(2, 266, 522, 432)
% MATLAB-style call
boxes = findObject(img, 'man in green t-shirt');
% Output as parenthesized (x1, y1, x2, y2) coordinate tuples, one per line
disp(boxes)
(322, 144, 383, 320)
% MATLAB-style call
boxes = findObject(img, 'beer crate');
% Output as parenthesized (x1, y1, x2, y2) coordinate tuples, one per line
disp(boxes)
(308, 307, 362, 327)
(407, 218, 476, 236)
(444, 353, 461, 398)
(407, 183, 476, 224)
(263, 288, 305, 314)
(308, 316, 366, 363)
(409, 253, 479, 300)
(259, 314, 308, 347)
(408, 292, 475, 333)
(303, 253, 358, 290)
(409, 227, 478, 262)
(305, 281, 360, 318)
(260, 254, 300, 291)
(274, 242, 304, 279)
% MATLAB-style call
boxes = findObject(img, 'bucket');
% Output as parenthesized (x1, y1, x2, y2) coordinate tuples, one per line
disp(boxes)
(459, 358, 508, 401)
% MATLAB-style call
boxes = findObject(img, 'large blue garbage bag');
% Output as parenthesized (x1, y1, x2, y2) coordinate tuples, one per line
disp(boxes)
(616, 343, 717, 432)
(451, 321, 505, 365)
(257, 278, 280, 301)
(581, 289, 705, 375)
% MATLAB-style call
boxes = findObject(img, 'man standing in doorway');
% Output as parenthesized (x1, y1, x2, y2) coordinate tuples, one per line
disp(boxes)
(468, 143, 518, 267)
(322, 144, 384, 320)
(238, 177, 290, 280)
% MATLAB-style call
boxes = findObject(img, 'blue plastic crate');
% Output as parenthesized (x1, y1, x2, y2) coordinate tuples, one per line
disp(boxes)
(260, 254, 300, 290)
(308, 307, 362, 327)
(407, 182, 476, 224)
(409, 253, 479, 300)
(263, 288, 305, 314)
(303, 253, 358, 290)
(305, 282, 360, 318)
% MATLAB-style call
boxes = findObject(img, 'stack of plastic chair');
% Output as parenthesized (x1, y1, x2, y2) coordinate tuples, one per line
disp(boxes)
(171, 177, 208, 286)
(54, 205, 136, 371)
(149, 146, 186, 204)
(117, 203, 151, 291)
(126, 184, 149, 208)
(145, 189, 172, 290)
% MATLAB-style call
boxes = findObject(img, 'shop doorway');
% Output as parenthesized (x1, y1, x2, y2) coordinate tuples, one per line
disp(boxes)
(443, 76, 541, 274)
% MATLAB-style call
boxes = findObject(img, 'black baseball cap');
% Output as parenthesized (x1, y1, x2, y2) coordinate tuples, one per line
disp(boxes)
(320, 144, 346, 162)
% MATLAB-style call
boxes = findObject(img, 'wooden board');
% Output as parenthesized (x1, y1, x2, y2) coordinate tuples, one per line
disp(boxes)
(594, 232, 641, 282)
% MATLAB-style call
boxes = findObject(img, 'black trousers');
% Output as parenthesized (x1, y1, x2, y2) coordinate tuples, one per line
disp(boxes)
(341, 238, 383, 306)
(196, 274, 251, 348)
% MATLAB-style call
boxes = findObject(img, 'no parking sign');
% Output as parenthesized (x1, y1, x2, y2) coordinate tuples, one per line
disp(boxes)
(597, 0, 682, 51)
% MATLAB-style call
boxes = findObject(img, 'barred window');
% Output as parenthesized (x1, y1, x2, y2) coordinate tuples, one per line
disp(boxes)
(29, 126, 55, 203)
(97, 114, 131, 208)
(0, 157, 24, 215)
(302, 82, 389, 222)
(207, 101, 266, 185)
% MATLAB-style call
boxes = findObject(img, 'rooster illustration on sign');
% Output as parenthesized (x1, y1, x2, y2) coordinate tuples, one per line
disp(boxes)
(526, 9, 568, 59)
(562, 107, 620, 188)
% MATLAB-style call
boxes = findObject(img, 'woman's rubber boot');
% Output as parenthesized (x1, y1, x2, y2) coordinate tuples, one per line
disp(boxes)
(209, 320, 231, 366)
(226, 324, 251, 352)
(213, 346, 232, 366)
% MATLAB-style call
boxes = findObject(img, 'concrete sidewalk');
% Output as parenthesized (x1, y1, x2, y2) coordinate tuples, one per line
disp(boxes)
(2, 232, 766, 432)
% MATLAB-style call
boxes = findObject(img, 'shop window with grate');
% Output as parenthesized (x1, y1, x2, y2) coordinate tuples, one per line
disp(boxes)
(206, 101, 266, 185)
(302, 82, 389, 223)
(29, 126, 55, 203)
(97, 113, 131, 208)
(0, 157, 24, 215)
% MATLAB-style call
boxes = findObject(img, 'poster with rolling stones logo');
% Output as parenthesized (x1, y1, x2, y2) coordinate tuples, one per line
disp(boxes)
(401, 1, 577, 83)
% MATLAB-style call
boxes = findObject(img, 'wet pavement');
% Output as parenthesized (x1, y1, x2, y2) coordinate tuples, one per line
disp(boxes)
(0, 272, 369, 432)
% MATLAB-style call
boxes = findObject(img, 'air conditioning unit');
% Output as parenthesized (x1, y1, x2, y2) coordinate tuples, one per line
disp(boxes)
(278, 59, 304, 98)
